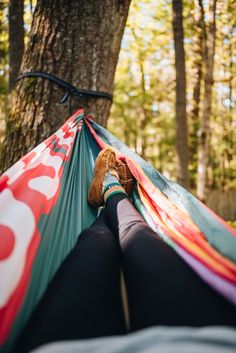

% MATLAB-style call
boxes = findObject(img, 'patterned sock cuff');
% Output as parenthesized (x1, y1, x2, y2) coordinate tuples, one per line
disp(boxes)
(104, 185, 126, 203)
(103, 182, 121, 195)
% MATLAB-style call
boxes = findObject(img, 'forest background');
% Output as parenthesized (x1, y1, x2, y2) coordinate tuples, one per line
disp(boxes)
(0, 0, 235, 221)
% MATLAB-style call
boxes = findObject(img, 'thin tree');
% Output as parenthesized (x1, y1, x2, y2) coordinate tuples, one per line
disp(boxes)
(197, 0, 217, 201)
(172, 0, 189, 189)
(0, 0, 131, 172)
(189, 0, 205, 188)
(0, 1, 9, 145)
(8, 0, 24, 91)
(131, 27, 149, 160)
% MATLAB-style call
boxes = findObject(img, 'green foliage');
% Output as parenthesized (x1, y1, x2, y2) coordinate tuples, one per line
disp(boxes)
(109, 0, 177, 178)
(0, 0, 235, 195)
(228, 221, 236, 229)
(0, 0, 36, 144)
(109, 0, 236, 188)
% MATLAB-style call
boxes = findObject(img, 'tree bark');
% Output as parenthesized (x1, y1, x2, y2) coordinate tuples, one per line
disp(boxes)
(197, 0, 217, 201)
(8, 0, 24, 91)
(189, 0, 205, 188)
(131, 28, 149, 160)
(139, 60, 149, 160)
(226, 25, 234, 183)
(172, 0, 189, 189)
(1, 0, 131, 172)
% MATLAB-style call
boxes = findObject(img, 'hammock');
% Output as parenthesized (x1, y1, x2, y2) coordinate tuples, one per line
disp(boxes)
(0, 109, 236, 352)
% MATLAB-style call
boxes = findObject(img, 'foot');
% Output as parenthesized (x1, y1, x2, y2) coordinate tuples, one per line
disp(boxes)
(88, 148, 119, 207)
(116, 159, 135, 196)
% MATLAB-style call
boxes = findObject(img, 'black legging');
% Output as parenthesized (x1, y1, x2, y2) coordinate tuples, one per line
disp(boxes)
(13, 194, 236, 353)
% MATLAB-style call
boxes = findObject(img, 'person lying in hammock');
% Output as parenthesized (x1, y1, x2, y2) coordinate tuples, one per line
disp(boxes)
(12, 148, 236, 353)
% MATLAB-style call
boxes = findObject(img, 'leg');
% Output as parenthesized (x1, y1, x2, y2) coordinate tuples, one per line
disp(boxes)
(13, 212, 126, 353)
(87, 148, 236, 329)
(106, 193, 236, 330)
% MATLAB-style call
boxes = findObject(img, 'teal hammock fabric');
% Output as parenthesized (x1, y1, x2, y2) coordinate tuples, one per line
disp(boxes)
(0, 109, 236, 352)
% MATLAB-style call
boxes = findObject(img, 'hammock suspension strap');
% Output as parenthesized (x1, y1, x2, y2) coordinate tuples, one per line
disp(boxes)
(16, 71, 113, 104)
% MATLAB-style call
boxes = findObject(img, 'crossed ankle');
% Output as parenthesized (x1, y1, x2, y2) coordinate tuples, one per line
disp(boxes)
(103, 185, 127, 203)
(103, 182, 121, 195)
(103, 172, 119, 191)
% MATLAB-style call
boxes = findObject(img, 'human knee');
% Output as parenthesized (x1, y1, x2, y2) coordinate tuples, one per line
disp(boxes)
(120, 220, 154, 241)
(77, 226, 117, 250)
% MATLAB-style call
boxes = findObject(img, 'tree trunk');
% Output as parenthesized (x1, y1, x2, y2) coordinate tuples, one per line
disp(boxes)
(189, 0, 205, 188)
(8, 0, 24, 91)
(0, 0, 131, 172)
(197, 0, 217, 201)
(227, 25, 234, 183)
(172, 0, 189, 189)
(139, 60, 149, 160)
(131, 28, 149, 160)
